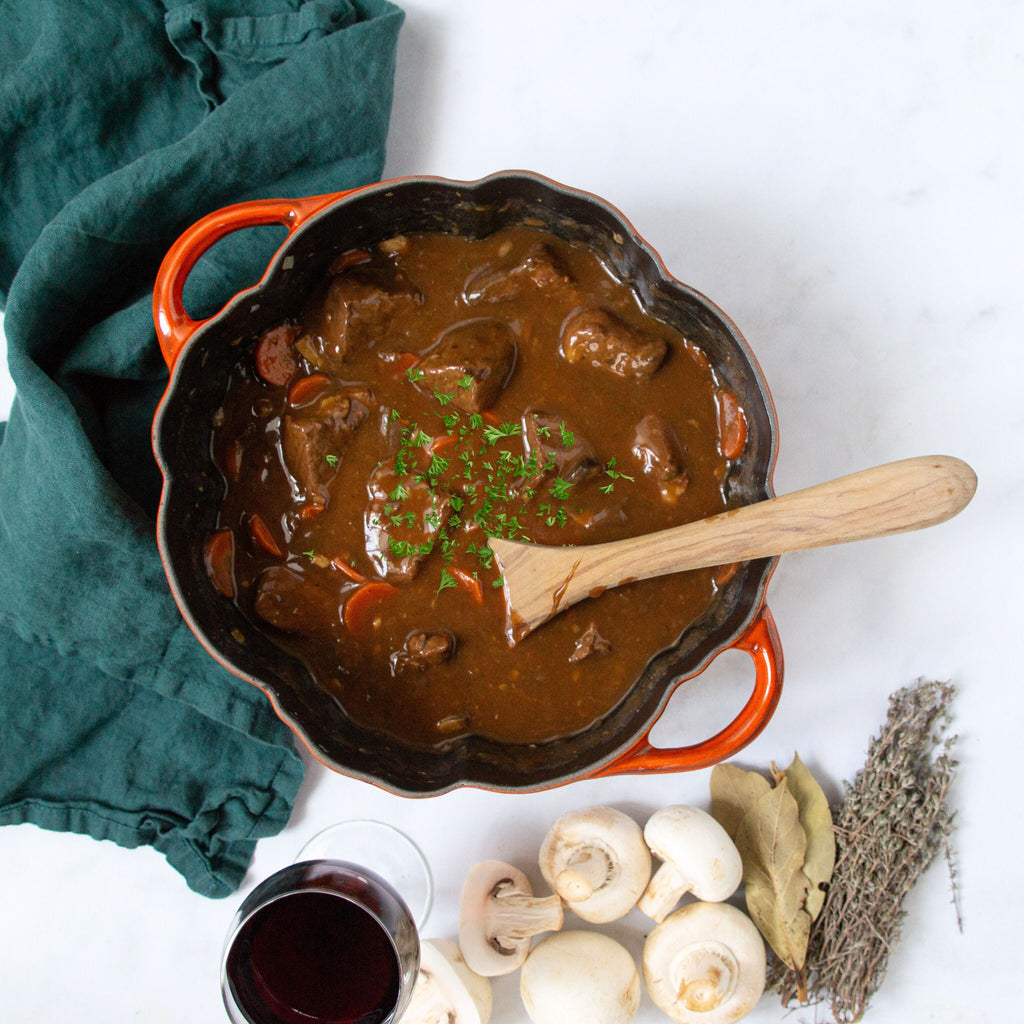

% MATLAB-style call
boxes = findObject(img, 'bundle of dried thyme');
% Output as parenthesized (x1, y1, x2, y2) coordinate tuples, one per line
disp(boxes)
(769, 678, 958, 1021)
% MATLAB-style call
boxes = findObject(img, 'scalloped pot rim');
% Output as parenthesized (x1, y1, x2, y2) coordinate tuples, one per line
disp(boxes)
(151, 171, 782, 796)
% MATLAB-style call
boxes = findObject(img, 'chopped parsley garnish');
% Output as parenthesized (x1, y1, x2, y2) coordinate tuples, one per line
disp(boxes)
(436, 567, 458, 593)
(482, 421, 523, 446)
(380, 394, 635, 599)
(549, 476, 573, 501)
(600, 456, 635, 494)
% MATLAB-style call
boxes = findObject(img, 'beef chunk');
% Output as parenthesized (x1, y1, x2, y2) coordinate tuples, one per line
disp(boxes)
(253, 565, 341, 637)
(632, 413, 689, 503)
(295, 266, 420, 372)
(416, 319, 517, 412)
(569, 622, 611, 662)
(560, 309, 667, 380)
(281, 386, 373, 497)
(463, 243, 576, 303)
(521, 409, 602, 490)
(364, 461, 451, 582)
(390, 630, 456, 674)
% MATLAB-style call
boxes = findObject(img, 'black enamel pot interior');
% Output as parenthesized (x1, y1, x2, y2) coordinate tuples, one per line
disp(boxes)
(152, 171, 782, 796)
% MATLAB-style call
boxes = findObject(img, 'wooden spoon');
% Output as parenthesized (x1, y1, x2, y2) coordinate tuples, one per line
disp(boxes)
(488, 455, 977, 645)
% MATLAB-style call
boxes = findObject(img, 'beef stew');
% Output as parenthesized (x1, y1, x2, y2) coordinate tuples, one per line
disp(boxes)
(204, 225, 749, 749)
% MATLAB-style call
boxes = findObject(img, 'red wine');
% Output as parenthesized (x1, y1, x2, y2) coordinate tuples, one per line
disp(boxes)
(226, 890, 401, 1024)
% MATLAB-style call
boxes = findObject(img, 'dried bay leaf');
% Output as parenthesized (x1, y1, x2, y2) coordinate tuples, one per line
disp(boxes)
(735, 777, 813, 979)
(710, 762, 771, 837)
(781, 753, 835, 921)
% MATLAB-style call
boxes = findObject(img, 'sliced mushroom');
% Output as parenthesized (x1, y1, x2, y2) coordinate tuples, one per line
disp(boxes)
(399, 938, 492, 1024)
(638, 806, 743, 922)
(459, 860, 563, 976)
(642, 902, 766, 1023)
(538, 806, 650, 923)
(520, 930, 641, 1024)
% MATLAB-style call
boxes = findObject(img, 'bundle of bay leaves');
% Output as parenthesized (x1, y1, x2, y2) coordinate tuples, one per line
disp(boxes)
(711, 754, 834, 1003)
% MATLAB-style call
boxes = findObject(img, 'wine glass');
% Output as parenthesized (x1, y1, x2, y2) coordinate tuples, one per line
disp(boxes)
(221, 822, 431, 1024)
(296, 820, 433, 928)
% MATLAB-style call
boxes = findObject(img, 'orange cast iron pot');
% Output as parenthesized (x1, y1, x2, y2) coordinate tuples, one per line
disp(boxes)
(151, 171, 783, 796)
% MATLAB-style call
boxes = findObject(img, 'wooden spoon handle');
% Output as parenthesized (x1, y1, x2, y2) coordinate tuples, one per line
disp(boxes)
(600, 454, 977, 582)
(491, 456, 976, 641)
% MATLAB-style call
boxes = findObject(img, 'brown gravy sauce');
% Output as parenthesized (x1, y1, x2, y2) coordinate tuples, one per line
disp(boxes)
(207, 226, 744, 748)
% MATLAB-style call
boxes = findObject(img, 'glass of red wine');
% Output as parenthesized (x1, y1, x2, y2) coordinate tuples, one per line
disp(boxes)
(221, 822, 431, 1024)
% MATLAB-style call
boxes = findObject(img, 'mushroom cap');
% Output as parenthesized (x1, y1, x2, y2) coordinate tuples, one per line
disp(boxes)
(403, 938, 492, 1024)
(459, 860, 562, 977)
(520, 930, 641, 1024)
(642, 902, 766, 1024)
(538, 806, 651, 922)
(643, 805, 743, 902)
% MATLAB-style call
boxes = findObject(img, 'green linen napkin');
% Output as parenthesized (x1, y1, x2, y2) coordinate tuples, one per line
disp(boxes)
(0, 0, 405, 897)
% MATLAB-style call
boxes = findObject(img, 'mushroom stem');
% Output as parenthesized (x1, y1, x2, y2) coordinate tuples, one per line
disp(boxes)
(554, 847, 612, 903)
(487, 879, 564, 948)
(673, 943, 738, 1012)
(637, 861, 690, 923)
(643, 903, 766, 1024)
(461, 861, 564, 977)
(539, 807, 651, 923)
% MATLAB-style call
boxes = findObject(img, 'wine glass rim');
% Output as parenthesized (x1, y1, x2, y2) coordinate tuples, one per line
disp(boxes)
(294, 821, 433, 927)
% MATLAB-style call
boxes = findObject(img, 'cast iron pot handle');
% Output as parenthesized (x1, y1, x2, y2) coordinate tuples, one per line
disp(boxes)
(585, 606, 783, 778)
(152, 191, 354, 370)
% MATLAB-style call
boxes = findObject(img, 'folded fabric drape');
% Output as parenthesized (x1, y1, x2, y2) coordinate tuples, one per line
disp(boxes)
(0, 0, 405, 897)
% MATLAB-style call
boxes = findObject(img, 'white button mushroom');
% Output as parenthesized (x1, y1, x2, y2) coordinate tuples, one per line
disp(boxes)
(538, 805, 652, 923)
(642, 902, 766, 1023)
(458, 860, 564, 976)
(638, 805, 743, 922)
(399, 938, 492, 1024)
(520, 930, 641, 1024)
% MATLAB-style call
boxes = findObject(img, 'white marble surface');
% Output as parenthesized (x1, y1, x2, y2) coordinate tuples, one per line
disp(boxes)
(2, 1, 1021, 1021)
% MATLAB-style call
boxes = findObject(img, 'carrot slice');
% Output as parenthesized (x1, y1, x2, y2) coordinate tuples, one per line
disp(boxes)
(428, 433, 460, 455)
(343, 581, 398, 634)
(288, 373, 330, 407)
(298, 501, 326, 521)
(450, 567, 485, 605)
(203, 529, 236, 598)
(254, 323, 299, 386)
(713, 561, 740, 589)
(683, 339, 711, 372)
(331, 557, 367, 583)
(384, 351, 421, 381)
(222, 439, 243, 482)
(328, 248, 372, 274)
(715, 389, 748, 460)
(249, 514, 284, 558)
